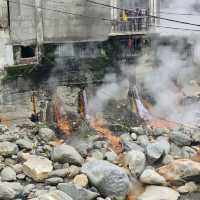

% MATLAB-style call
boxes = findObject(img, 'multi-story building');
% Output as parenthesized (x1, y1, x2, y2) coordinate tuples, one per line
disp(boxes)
(0, 0, 159, 69)
(0, 0, 159, 124)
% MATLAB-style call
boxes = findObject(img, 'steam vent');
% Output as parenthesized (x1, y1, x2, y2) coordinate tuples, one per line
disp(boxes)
(1, 0, 200, 199)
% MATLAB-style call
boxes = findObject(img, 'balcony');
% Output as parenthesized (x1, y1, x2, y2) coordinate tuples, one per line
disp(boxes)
(109, 9, 151, 37)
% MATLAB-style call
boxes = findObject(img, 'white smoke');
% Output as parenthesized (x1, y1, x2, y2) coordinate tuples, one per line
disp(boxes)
(87, 73, 129, 116)
(158, 0, 200, 36)
(50, 0, 200, 126)
(141, 43, 200, 124)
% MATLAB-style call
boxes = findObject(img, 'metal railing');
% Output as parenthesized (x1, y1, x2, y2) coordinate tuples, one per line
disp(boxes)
(111, 16, 150, 34)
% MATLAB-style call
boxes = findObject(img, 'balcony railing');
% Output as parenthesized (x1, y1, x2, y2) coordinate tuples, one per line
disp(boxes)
(110, 16, 150, 35)
(110, 8, 153, 36)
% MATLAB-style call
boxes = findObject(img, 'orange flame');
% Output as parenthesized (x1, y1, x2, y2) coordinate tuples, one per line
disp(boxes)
(127, 196, 136, 200)
(90, 117, 122, 154)
(142, 99, 178, 129)
(54, 98, 71, 136)
(148, 118, 177, 129)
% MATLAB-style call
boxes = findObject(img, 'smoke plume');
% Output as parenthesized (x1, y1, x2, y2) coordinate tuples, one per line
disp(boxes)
(88, 0, 200, 126)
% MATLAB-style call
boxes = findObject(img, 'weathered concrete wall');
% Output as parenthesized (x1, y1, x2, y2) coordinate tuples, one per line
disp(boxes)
(0, 30, 14, 69)
(9, 0, 37, 45)
(0, 1, 14, 68)
(42, 0, 110, 42)
(9, 0, 110, 45)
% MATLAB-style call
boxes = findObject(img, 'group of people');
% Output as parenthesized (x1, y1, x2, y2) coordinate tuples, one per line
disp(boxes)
(115, 8, 149, 32)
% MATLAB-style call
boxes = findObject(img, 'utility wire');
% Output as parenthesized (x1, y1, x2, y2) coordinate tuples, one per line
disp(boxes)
(155, 25, 200, 32)
(86, 0, 200, 28)
(5, 0, 200, 28)
(3, 0, 200, 33)
(6, 0, 114, 22)
(159, 11, 200, 16)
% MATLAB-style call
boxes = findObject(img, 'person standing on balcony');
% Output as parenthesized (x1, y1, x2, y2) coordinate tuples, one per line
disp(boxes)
(122, 10, 128, 31)
(135, 8, 140, 31)
(119, 10, 123, 31)
(145, 9, 150, 30)
(132, 9, 136, 31)
(138, 9, 143, 31)
(128, 9, 134, 32)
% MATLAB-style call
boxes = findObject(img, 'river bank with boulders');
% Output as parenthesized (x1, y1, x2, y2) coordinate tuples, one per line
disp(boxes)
(0, 122, 200, 200)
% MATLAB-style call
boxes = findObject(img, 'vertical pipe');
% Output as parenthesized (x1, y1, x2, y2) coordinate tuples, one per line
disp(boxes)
(149, 0, 160, 26)
(6, 0, 10, 28)
(110, 0, 118, 32)
(35, 0, 44, 62)
(110, 0, 118, 20)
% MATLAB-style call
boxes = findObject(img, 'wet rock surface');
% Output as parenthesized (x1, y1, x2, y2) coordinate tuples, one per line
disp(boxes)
(0, 123, 198, 199)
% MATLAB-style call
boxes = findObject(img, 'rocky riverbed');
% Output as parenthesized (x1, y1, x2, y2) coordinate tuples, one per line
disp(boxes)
(0, 122, 200, 200)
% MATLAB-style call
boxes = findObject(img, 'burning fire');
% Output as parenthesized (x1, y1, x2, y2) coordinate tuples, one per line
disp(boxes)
(148, 118, 177, 129)
(142, 97, 178, 129)
(78, 89, 122, 153)
(54, 98, 71, 136)
(90, 117, 122, 154)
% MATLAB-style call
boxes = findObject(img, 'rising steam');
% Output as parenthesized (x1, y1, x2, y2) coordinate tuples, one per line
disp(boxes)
(87, 0, 200, 126)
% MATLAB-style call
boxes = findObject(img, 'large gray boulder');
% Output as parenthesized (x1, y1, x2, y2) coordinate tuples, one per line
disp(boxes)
(0, 142, 19, 156)
(51, 144, 84, 165)
(146, 138, 170, 164)
(38, 128, 56, 142)
(138, 186, 180, 200)
(38, 190, 73, 200)
(81, 160, 129, 200)
(58, 182, 99, 200)
(170, 131, 192, 146)
(16, 138, 33, 150)
(0, 182, 23, 200)
(1, 166, 17, 181)
(124, 150, 146, 176)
